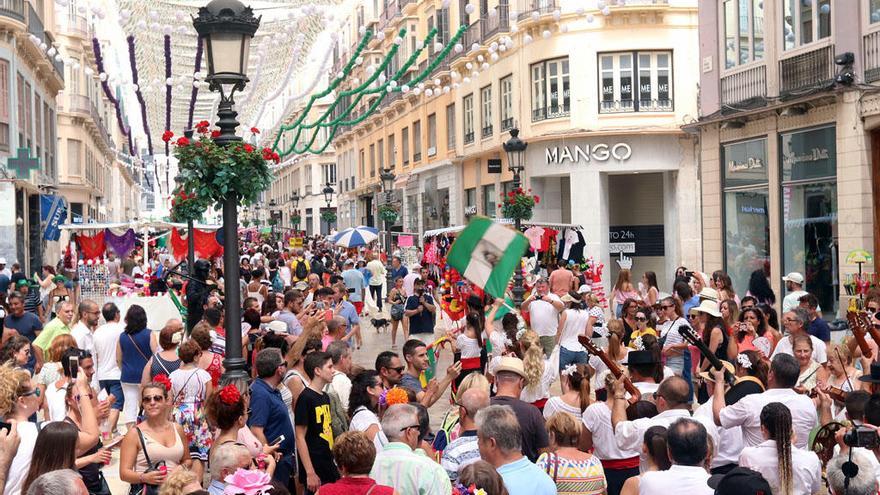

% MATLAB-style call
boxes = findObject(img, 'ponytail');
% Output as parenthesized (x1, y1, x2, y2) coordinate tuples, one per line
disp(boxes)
(566, 364, 592, 412)
(466, 311, 484, 348)
(761, 402, 793, 495)
(644, 425, 671, 471)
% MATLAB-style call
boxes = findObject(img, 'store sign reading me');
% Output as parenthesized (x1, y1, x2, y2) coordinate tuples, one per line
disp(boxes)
(546, 143, 633, 164)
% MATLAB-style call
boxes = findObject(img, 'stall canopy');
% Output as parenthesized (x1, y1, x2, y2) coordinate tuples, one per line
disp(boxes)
(423, 220, 583, 238)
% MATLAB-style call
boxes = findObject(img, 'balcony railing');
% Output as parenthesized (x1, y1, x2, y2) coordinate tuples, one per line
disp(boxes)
(398, 0, 416, 12)
(865, 32, 880, 82)
(721, 64, 767, 106)
(64, 94, 90, 115)
(461, 20, 481, 53)
(481, 124, 493, 138)
(464, 130, 475, 144)
(481, 5, 510, 41)
(26, 3, 63, 81)
(380, 1, 400, 29)
(0, 0, 25, 23)
(501, 117, 514, 131)
(532, 104, 571, 122)
(413, 151, 421, 162)
(90, 102, 113, 150)
(779, 44, 834, 95)
(517, 0, 557, 22)
(61, 14, 89, 38)
(599, 98, 673, 113)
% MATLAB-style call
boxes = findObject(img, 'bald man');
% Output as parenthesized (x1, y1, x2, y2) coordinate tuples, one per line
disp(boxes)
(441, 388, 490, 481)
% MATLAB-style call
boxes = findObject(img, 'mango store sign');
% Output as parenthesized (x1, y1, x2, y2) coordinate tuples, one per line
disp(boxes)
(545, 143, 633, 164)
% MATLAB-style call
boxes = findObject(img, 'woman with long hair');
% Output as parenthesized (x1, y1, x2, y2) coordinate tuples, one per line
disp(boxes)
(63, 381, 112, 495)
(34, 333, 76, 415)
(206, 384, 277, 476)
(641, 271, 660, 307)
(585, 294, 606, 337)
(720, 299, 740, 363)
(458, 461, 509, 495)
(537, 412, 605, 494)
(739, 402, 821, 495)
(620, 426, 670, 495)
(589, 320, 629, 393)
(757, 303, 781, 334)
(712, 271, 738, 304)
(169, 340, 214, 481)
(191, 322, 224, 387)
(736, 307, 778, 357)
(21, 421, 79, 494)
(117, 304, 157, 427)
(611, 270, 640, 318)
(387, 277, 407, 349)
(556, 291, 590, 372)
(0, 335, 31, 369)
(691, 304, 731, 371)
(747, 269, 776, 305)
(734, 350, 770, 391)
(452, 310, 486, 392)
(619, 299, 639, 347)
(119, 381, 188, 493)
(519, 330, 557, 411)
(347, 370, 388, 452)
(628, 308, 658, 348)
(543, 363, 591, 420)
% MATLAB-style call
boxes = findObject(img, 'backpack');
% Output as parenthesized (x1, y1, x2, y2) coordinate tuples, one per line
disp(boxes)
(272, 272, 284, 293)
(326, 389, 349, 439)
(294, 260, 308, 281)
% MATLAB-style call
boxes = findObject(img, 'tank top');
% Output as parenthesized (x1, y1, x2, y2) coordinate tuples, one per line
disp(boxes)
(149, 352, 181, 379)
(134, 427, 184, 472)
(64, 417, 103, 491)
(120, 328, 153, 383)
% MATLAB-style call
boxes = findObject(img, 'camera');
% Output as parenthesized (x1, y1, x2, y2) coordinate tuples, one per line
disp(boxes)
(685, 271, 695, 278)
(844, 426, 880, 449)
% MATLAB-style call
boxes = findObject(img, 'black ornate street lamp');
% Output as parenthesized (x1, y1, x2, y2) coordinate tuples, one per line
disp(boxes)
(290, 191, 300, 231)
(173, 170, 196, 333)
(503, 127, 528, 308)
(268, 198, 277, 240)
(193, 0, 260, 384)
(379, 167, 396, 295)
(322, 182, 334, 233)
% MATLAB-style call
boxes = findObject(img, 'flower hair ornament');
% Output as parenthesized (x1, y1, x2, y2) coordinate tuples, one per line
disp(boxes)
(219, 384, 241, 405)
(223, 468, 274, 495)
(452, 482, 487, 495)
(152, 373, 172, 393)
(561, 364, 578, 377)
(384, 386, 410, 406)
(632, 336, 645, 351)
(737, 353, 753, 369)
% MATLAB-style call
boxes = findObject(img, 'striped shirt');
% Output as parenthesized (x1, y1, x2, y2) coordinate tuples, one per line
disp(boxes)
(535, 452, 606, 495)
(370, 442, 452, 495)
(440, 431, 480, 482)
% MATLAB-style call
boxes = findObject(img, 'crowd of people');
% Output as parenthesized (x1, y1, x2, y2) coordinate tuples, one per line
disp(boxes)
(0, 241, 877, 495)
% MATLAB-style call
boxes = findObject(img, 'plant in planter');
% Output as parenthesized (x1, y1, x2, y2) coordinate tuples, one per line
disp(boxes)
(499, 187, 540, 221)
(170, 188, 204, 223)
(290, 214, 301, 227)
(321, 210, 337, 224)
(169, 122, 277, 216)
(268, 218, 278, 226)
(241, 219, 250, 228)
(377, 204, 399, 224)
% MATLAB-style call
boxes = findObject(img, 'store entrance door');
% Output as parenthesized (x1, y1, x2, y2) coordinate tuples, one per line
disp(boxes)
(607, 173, 668, 290)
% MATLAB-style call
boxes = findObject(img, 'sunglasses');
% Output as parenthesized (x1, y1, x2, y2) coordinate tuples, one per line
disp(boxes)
(142, 395, 164, 403)
(20, 388, 40, 398)
(660, 305, 674, 310)
(390, 366, 405, 374)
(635, 317, 647, 322)
(399, 424, 421, 433)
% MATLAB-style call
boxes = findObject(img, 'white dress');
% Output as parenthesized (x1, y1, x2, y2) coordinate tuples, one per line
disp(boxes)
(4, 421, 37, 495)
(542, 396, 582, 421)
(520, 359, 559, 403)
(350, 406, 388, 453)
(45, 379, 69, 422)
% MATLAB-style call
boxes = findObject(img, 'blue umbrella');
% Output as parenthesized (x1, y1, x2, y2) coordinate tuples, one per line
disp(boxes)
(333, 226, 380, 247)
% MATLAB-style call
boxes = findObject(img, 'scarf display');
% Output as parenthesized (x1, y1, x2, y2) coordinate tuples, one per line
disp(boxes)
(104, 228, 137, 258)
(75, 231, 106, 260)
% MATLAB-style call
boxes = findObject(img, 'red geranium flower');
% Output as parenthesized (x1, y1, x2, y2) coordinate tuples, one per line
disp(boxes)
(211, 130, 221, 138)
(162, 130, 173, 142)
(250, 127, 260, 134)
(195, 120, 210, 133)
(272, 152, 280, 163)
(534, 195, 540, 204)
(244, 144, 254, 153)
(176, 136, 191, 147)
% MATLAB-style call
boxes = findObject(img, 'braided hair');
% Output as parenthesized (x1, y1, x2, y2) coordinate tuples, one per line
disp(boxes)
(761, 402, 793, 494)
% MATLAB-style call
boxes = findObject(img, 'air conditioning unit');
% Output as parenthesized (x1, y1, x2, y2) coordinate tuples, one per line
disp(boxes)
(427, 146, 437, 156)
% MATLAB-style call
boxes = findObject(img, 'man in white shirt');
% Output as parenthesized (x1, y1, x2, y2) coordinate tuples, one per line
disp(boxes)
(781, 272, 811, 313)
(693, 362, 746, 474)
(610, 376, 718, 471)
(582, 376, 641, 493)
(366, 254, 387, 312)
(637, 418, 714, 494)
(772, 308, 827, 363)
(520, 278, 563, 357)
(712, 353, 818, 450)
(326, 341, 352, 411)
(93, 302, 124, 434)
(70, 300, 100, 356)
(402, 264, 421, 297)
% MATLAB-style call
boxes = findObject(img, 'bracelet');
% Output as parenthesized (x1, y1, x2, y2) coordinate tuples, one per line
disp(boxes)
(614, 395, 627, 400)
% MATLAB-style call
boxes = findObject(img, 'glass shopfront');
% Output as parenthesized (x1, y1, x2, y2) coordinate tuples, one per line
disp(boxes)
(422, 176, 450, 232)
(780, 126, 838, 313)
(722, 137, 770, 296)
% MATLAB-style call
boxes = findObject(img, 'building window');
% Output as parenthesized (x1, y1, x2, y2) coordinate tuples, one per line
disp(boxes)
(782, 0, 831, 50)
(407, 194, 419, 232)
(530, 57, 570, 122)
(68, 139, 82, 176)
(780, 125, 837, 313)
(378, 138, 385, 171)
(463, 94, 474, 144)
(402, 127, 410, 165)
(24, 82, 31, 150)
(16, 73, 24, 147)
(0, 60, 9, 151)
(722, 137, 769, 297)
(723, 0, 764, 68)
(872, 0, 880, 23)
(482, 183, 496, 217)
(427, 113, 437, 156)
(34, 94, 41, 166)
(388, 133, 396, 167)
(359, 149, 365, 180)
(322, 163, 336, 185)
(412, 120, 422, 162)
(500, 75, 513, 131)
(446, 103, 456, 151)
(464, 188, 476, 217)
(369, 144, 376, 178)
(599, 51, 673, 113)
(480, 85, 493, 138)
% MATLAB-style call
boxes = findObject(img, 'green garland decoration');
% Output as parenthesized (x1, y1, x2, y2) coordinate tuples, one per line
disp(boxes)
(274, 24, 467, 157)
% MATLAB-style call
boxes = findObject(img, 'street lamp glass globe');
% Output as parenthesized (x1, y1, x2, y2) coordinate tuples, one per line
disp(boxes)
(192, 0, 261, 89)
(503, 127, 528, 173)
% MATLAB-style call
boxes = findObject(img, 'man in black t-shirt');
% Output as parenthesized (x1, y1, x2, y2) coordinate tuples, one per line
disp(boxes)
(294, 351, 340, 494)
(404, 278, 436, 336)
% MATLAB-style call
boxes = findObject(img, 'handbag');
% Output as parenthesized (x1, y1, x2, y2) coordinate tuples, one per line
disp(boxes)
(128, 427, 163, 495)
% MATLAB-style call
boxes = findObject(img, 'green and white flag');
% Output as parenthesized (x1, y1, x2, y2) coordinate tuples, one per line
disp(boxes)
(446, 217, 529, 299)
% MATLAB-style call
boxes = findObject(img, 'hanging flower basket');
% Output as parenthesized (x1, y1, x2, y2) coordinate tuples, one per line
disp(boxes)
(170, 188, 204, 223)
(378, 204, 399, 224)
(170, 123, 277, 212)
(253, 219, 261, 226)
(268, 218, 278, 226)
(290, 214, 301, 226)
(241, 219, 250, 228)
(321, 211, 337, 224)
(499, 187, 540, 221)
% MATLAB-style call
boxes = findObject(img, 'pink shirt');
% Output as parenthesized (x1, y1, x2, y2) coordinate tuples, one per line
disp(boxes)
(549, 269, 574, 296)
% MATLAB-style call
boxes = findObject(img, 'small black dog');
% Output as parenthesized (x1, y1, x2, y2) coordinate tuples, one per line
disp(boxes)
(371, 317, 389, 333)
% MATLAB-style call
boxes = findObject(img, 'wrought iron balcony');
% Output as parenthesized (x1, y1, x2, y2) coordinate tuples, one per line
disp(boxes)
(721, 64, 767, 106)
(865, 32, 880, 82)
(0, 0, 24, 23)
(517, 0, 557, 22)
(501, 117, 514, 131)
(481, 124, 493, 138)
(481, 4, 510, 41)
(532, 104, 570, 122)
(779, 44, 834, 95)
